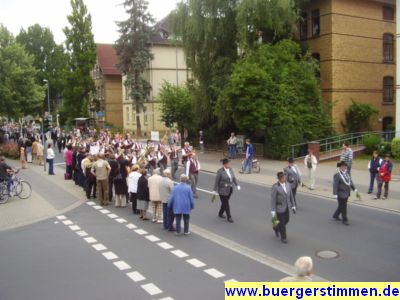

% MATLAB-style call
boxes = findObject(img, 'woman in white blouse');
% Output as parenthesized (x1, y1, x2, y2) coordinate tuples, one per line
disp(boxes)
(47, 143, 55, 175)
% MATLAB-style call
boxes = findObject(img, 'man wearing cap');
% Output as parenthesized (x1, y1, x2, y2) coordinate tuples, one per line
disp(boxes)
(213, 158, 240, 223)
(333, 161, 357, 225)
(271, 172, 296, 244)
(284, 157, 302, 207)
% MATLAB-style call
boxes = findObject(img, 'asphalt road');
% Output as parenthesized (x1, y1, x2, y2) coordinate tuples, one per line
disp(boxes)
(0, 157, 399, 300)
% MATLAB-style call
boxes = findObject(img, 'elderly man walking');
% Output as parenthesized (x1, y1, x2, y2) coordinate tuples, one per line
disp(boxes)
(148, 168, 163, 223)
(186, 152, 200, 198)
(168, 174, 195, 235)
(160, 169, 174, 230)
(91, 153, 111, 206)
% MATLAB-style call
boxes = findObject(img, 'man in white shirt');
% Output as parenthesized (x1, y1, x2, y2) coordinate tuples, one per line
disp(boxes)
(127, 165, 141, 214)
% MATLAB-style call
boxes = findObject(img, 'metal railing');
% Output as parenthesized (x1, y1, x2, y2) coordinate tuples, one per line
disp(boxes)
(290, 131, 398, 159)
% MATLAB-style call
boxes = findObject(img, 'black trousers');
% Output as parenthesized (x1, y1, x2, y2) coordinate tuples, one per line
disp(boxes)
(218, 188, 233, 219)
(333, 197, 348, 222)
(130, 192, 138, 214)
(86, 178, 96, 199)
(292, 186, 298, 207)
(277, 208, 290, 240)
(108, 177, 114, 202)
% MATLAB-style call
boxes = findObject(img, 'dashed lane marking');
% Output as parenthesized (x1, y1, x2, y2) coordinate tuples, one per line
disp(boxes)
(107, 214, 118, 219)
(84, 237, 97, 244)
(126, 223, 137, 229)
(145, 235, 161, 242)
(69, 225, 81, 231)
(204, 268, 225, 279)
(126, 271, 146, 283)
(92, 243, 107, 251)
(157, 242, 174, 250)
(225, 279, 238, 282)
(62, 220, 73, 225)
(113, 260, 131, 271)
(186, 258, 206, 268)
(93, 205, 102, 210)
(56, 215, 67, 220)
(115, 218, 127, 224)
(141, 283, 163, 296)
(86, 202, 95, 206)
(171, 249, 189, 258)
(76, 230, 88, 237)
(134, 229, 148, 235)
(100, 209, 111, 214)
(102, 251, 119, 261)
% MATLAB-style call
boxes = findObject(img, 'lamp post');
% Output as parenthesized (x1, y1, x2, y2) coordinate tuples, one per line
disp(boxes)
(43, 79, 50, 114)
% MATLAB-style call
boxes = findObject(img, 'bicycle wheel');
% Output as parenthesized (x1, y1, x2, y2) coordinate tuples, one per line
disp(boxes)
(0, 185, 9, 204)
(16, 181, 32, 199)
(252, 162, 261, 173)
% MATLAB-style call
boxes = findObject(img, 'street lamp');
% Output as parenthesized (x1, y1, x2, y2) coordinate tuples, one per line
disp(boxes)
(43, 79, 50, 114)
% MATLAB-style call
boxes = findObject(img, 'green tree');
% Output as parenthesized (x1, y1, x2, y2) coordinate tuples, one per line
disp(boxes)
(16, 24, 67, 111)
(0, 25, 44, 119)
(62, 0, 96, 122)
(115, 0, 155, 138)
(158, 81, 193, 131)
(344, 100, 379, 133)
(171, 0, 238, 129)
(236, 0, 299, 49)
(216, 40, 332, 159)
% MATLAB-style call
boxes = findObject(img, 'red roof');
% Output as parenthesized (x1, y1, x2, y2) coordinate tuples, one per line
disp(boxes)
(96, 44, 121, 76)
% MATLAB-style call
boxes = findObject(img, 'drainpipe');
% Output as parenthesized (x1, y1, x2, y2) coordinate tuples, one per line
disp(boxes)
(396, 0, 400, 137)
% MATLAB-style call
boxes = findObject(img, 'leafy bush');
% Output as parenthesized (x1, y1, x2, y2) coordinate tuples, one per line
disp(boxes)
(344, 100, 378, 133)
(0, 143, 19, 159)
(362, 134, 381, 154)
(391, 138, 400, 159)
(379, 142, 392, 157)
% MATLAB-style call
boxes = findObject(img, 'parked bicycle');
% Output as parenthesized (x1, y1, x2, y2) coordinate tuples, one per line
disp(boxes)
(0, 169, 32, 204)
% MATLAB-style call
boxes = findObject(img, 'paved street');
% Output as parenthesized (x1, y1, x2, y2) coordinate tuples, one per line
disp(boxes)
(0, 154, 399, 299)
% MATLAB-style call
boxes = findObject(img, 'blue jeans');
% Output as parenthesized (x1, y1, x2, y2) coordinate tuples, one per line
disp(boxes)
(175, 214, 190, 234)
(48, 159, 54, 175)
(228, 145, 236, 158)
(243, 157, 252, 173)
(368, 172, 377, 193)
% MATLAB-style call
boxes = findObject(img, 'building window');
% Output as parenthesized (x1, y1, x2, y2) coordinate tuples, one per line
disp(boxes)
(126, 106, 130, 123)
(299, 12, 308, 40)
(383, 6, 394, 21)
(383, 76, 394, 103)
(383, 34, 394, 62)
(143, 107, 148, 125)
(312, 10, 320, 37)
(312, 53, 320, 78)
(125, 85, 130, 100)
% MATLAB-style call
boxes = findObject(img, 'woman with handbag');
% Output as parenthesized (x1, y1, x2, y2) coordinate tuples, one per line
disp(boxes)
(374, 154, 393, 200)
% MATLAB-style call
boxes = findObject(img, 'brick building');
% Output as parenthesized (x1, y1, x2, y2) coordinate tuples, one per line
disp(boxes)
(300, 0, 396, 132)
(91, 44, 123, 128)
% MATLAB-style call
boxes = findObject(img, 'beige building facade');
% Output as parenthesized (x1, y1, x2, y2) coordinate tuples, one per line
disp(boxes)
(300, 0, 396, 132)
(123, 31, 189, 137)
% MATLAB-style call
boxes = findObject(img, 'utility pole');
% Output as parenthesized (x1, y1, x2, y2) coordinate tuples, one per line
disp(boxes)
(396, 0, 400, 137)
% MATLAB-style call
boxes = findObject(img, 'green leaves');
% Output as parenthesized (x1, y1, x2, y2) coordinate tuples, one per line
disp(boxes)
(216, 40, 332, 158)
(0, 25, 44, 118)
(62, 0, 96, 122)
(344, 100, 379, 133)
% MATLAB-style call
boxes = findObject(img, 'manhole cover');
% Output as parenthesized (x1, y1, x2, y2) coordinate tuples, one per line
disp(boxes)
(315, 250, 340, 259)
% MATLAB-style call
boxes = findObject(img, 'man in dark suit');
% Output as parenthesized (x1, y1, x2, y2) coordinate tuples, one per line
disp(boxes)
(333, 161, 357, 225)
(271, 172, 296, 244)
(213, 159, 240, 223)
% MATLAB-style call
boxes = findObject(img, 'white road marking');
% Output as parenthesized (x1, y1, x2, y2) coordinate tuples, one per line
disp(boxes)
(134, 229, 148, 235)
(113, 260, 131, 271)
(126, 271, 146, 282)
(225, 279, 238, 282)
(102, 251, 118, 260)
(86, 201, 95, 206)
(84, 237, 97, 244)
(62, 220, 73, 225)
(56, 215, 67, 220)
(204, 268, 225, 279)
(92, 244, 107, 251)
(107, 214, 118, 219)
(69, 225, 81, 231)
(141, 283, 162, 296)
(196, 187, 215, 195)
(115, 218, 127, 223)
(157, 242, 174, 250)
(145, 235, 160, 242)
(100, 209, 111, 214)
(159, 298, 174, 300)
(186, 258, 206, 268)
(54, 221, 59, 224)
(171, 249, 189, 258)
(93, 205, 102, 209)
(76, 231, 88, 237)
(126, 223, 137, 229)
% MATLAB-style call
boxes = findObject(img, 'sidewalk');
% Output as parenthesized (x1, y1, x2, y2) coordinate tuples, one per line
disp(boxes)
(196, 150, 400, 213)
(0, 161, 85, 231)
